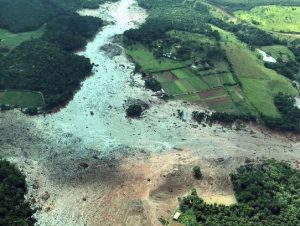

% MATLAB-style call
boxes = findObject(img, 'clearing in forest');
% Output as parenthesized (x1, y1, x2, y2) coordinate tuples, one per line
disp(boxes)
(0, 90, 45, 108)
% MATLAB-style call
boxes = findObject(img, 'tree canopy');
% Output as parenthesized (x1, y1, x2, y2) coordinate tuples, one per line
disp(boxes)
(179, 160, 300, 226)
(0, 159, 35, 226)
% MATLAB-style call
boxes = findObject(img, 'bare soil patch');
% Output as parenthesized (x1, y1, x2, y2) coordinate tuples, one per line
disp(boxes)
(206, 96, 232, 106)
(199, 88, 226, 98)
(163, 71, 177, 81)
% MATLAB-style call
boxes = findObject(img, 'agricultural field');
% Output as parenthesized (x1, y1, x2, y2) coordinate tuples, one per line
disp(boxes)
(235, 6, 300, 33)
(124, 0, 300, 118)
(154, 68, 239, 113)
(222, 41, 297, 117)
(0, 90, 45, 108)
(0, 27, 44, 51)
(125, 44, 191, 72)
(152, 24, 298, 116)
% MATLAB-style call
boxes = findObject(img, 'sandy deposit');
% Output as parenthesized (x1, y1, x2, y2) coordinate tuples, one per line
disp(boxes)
(0, 0, 300, 225)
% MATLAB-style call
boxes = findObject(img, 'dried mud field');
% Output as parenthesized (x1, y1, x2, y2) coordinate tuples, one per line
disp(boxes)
(0, 0, 300, 225)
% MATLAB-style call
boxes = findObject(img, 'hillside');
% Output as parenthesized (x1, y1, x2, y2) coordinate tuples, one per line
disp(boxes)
(123, 0, 300, 132)
(208, 0, 300, 11)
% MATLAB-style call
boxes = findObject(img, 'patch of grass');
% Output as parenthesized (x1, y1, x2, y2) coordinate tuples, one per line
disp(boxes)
(0, 90, 45, 107)
(216, 28, 298, 117)
(172, 68, 195, 79)
(157, 67, 211, 97)
(223, 72, 236, 85)
(235, 6, 300, 33)
(175, 79, 197, 92)
(239, 78, 296, 117)
(209, 101, 239, 113)
(184, 76, 210, 92)
(0, 27, 44, 51)
(223, 42, 267, 79)
(261, 45, 295, 61)
(125, 44, 191, 72)
(160, 81, 184, 95)
(226, 86, 258, 115)
(270, 32, 300, 42)
(167, 30, 214, 45)
(202, 74, 222, 88)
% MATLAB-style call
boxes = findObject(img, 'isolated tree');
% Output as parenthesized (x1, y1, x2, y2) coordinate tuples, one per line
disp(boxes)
(193, 166, 202, 179)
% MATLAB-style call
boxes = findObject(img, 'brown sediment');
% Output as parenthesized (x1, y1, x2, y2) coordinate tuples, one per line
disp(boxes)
(205, 96, 232, 106)
(199, 87, 226, 98)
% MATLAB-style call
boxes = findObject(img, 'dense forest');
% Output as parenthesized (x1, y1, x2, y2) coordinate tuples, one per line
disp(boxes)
(178, 160, 300, 226)
(0, 0, 110, 32)
(124, 0, 214, 45)
(0, 0, 107, 111)
(43, 14, 103, 51)
(0, 159, 35, 226)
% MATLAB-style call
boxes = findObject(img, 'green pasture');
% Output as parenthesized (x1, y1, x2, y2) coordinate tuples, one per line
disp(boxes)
(235, 6, 300, 33)
(0, 27, 44, 51)
(167, 30, 214, 45)
(260, 45, 295, 61)
(125, 44, 191, 72)
(0, 90, 45, 107)
(223, 73, 236, 85)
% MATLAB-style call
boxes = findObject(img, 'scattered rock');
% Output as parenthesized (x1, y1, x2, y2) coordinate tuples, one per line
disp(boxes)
(41, 191, 50, 201)
(32, 181, 39, 189)
(100, 43, 123, 58)
(79, 162, 89, 168)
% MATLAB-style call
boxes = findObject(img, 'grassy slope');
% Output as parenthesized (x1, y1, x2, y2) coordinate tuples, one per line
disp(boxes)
(209, 0, 300, 11)
(216, 26, 297, 117)
(261, 45, 295, 61)
(235, 6, 300, 33)
(125, 44, 191, 72)
(0, 27, 44, 51)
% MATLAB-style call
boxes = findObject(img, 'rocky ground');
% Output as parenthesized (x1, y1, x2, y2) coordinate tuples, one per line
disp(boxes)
(1, 0, 300, 225)
(1, 109, 299, 226)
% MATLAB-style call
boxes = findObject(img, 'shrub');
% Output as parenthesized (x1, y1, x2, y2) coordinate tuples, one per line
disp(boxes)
(193, 166, 202, 179)
(126, 104, 143, 117)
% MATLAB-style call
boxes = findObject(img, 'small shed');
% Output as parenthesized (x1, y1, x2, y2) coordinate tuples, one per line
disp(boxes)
(173, 212, 181, 221)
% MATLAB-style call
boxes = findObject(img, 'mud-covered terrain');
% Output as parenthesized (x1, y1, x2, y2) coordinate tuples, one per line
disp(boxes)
(1, 0, 300, 225)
